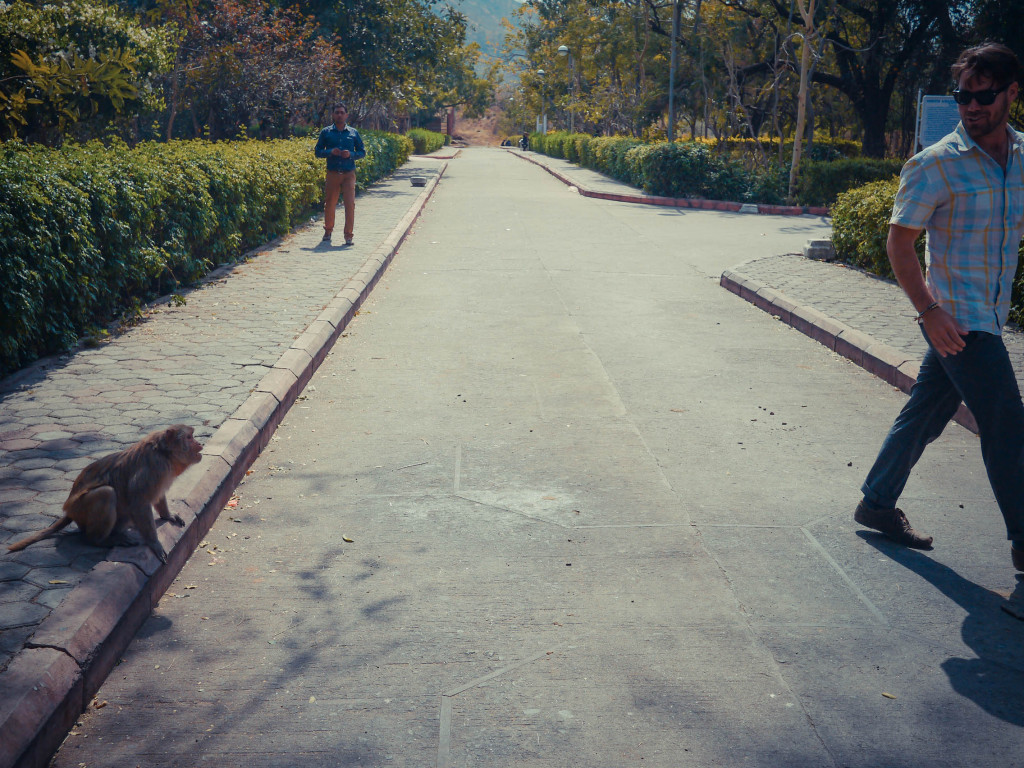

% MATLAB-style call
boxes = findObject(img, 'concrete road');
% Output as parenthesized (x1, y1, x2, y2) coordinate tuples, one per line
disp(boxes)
(52, 148, 1024, 767)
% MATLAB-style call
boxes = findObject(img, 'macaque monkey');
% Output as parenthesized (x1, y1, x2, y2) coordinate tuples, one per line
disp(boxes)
(7, 425, 203, 562)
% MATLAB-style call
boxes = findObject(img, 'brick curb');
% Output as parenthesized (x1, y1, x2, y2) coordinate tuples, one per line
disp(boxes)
(0, 162, 449, 768)
(720, 264, 979, 435)
(507, 149, 831, 217)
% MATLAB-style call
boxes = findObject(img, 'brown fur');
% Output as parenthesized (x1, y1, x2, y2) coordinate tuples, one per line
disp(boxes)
(7, 425, 203, 562)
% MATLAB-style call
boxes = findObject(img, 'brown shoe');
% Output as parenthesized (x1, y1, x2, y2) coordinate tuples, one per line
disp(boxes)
(854, 501, 933, 549)
(1013, 546, 1024, 572)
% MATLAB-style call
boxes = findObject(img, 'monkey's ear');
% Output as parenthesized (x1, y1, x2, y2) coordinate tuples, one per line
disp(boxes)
(158, 427, 182, 451)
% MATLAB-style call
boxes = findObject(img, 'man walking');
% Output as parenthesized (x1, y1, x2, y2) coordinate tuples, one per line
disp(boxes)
(315, 103, 365, 245)
(854, 42, 1024, 572)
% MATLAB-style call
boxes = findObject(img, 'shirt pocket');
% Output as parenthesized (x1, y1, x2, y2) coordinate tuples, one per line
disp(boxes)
(949, 184, 996, 236)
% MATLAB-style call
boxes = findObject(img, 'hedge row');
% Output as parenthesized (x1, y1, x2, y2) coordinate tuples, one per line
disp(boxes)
(0, 130, 414, 376)
(528, 131, 901, 207)
(830, 178, 1024, 326)
(406, 128, 447, 154)
(678, 135, 862, 160)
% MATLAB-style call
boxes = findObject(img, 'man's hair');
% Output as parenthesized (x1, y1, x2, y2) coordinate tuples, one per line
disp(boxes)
(333, 103, 348, 113)
(952, 43, 1021, 88)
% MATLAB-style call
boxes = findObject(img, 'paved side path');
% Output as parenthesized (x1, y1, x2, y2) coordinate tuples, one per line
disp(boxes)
(0, 158, 446, 768)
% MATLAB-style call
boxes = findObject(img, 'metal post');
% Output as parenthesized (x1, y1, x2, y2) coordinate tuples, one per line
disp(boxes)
(569, 52, 575, 133)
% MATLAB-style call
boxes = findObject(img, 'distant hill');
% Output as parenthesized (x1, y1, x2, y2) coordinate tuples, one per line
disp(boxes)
(452, 0, 523, 58)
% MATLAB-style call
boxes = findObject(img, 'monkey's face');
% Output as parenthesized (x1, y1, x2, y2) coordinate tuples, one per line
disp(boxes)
(165, 425, 203, 469)
(184, 430, 203, 465)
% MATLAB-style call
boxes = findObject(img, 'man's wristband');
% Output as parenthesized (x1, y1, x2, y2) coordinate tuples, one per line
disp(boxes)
(915, 302, 940, 324)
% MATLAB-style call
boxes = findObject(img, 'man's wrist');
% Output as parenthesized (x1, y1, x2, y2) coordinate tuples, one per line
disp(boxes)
(915, 302, 940, 324)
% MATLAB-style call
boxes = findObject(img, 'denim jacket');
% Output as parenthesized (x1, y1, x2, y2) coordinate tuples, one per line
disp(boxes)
(315, 124, 366, 172)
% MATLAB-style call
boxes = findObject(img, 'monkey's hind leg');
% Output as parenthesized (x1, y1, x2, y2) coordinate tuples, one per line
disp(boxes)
(68, 486, 119, 545)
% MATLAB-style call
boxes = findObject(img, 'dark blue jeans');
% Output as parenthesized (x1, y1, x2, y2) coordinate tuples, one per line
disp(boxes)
(861, 330, 1024, 541)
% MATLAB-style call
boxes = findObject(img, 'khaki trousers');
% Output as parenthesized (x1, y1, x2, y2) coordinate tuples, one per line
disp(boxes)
(324, 170, 356, 238)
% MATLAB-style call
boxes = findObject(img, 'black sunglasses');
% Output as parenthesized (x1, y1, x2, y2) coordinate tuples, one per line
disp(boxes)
(952, 83, 1010, 106)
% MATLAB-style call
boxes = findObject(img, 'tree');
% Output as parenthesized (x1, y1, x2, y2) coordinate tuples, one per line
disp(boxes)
(288, 0, 492, 125)
(505, 0, 671, 136)
(156, 0, 345, 140)
(728, 0, 963, 157)
(0, 0, 178, 144)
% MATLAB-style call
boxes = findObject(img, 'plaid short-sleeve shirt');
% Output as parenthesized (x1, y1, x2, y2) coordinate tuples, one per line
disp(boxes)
(890, 123, 1024, 334)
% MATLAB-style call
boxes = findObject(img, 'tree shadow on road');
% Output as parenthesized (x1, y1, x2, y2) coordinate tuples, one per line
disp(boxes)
(859, 531, 1024, 727)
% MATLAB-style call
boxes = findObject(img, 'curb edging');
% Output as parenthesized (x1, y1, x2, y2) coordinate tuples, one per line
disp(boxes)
(720, 266, 979, 435)
(0, 161, 449, 768)
(508, 149, 830, 217)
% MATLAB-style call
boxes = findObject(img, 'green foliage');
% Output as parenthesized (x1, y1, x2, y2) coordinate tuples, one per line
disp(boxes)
(631, 142, 747, 200)
(406, 128, 446, 154)
(0, 0, 178, 144)
(707, 137, 862, 160)
(797, 158, 904, 207)
(0, 131, 411, 375)
(830, 178, 911, 278)
(294, 0, 492, 121)
(529, 131, 793, 205)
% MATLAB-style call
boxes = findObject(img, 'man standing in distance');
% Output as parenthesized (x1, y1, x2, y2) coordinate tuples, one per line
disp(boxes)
(854, 42, 1024, 572)
(315, 103, 365, 245)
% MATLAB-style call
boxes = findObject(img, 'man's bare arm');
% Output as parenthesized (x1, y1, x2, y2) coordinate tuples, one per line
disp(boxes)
(886, 224, 967, 356)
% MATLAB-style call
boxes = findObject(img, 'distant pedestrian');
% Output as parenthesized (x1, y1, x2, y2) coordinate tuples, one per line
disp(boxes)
(855, 42, 1024, 572)
(519, 131, 529, 150)
(315, 103, 365, 245)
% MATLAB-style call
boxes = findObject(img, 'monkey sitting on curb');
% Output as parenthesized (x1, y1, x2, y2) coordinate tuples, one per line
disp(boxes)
(7, 425, 203, 563)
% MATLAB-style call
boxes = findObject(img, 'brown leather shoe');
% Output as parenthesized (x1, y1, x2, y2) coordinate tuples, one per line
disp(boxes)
(854, 501, 933, 549)
(1013, 546, 1024, 572)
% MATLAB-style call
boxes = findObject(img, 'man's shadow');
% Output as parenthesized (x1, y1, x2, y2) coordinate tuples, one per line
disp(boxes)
(859, 531, 1024, 726)
(303, 240, 351, 253)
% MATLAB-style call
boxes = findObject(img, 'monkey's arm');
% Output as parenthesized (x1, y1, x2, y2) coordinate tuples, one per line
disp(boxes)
(128, 502, 168, 563)
(154, 496, 185, 527)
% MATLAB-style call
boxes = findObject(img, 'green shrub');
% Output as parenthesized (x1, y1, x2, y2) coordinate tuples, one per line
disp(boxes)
(633, 142, 748, 200)
(712, 136, 862, 159)
(527, 133, 819, 205)
(0, 131, 412, 375)
(407, 128, 446, 154)
(1012, 249, 1024, 327)
(830, 178, 916, 278)
(796, 158, 904, 207)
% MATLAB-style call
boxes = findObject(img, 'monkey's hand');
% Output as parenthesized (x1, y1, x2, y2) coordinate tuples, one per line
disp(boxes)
(167, 514, 185, 527)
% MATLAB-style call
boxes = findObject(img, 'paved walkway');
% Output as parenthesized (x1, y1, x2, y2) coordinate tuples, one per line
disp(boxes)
(0, 157, 448, 768)
(2, 147, 1023, 768)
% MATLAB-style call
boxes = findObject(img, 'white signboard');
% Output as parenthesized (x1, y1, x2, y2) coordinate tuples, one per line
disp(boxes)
(918, 95, 960, 149)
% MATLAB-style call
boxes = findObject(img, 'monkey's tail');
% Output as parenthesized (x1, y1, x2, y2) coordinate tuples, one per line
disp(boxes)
(7, 517, 73, 552)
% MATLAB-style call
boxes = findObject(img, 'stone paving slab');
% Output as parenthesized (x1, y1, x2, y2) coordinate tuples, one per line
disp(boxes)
(0, 157, 447, 768)
(721, 253, 1024, 435)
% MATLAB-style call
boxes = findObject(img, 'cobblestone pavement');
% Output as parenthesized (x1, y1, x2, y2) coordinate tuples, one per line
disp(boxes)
(0, 159, 443, 674)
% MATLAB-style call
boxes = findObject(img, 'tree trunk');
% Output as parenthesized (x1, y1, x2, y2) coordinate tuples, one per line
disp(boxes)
(788, 0, 815, 202)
